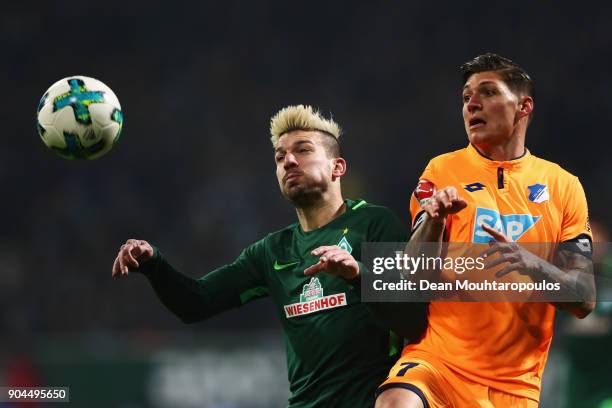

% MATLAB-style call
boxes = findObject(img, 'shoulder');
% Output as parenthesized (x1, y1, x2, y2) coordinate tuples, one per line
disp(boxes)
(427, 147, 469, 168)
(238, 223, 298, 266)
(348, 201, 406, 238)
(528, 154, 588, 212)
(257, 223, 298, 247)
(237, 224, 298, 259)
(420, 148, 471, 181)
(529, 154, 581, 185)
(351, 201, 408, 240)
(350, 200, 400, 221)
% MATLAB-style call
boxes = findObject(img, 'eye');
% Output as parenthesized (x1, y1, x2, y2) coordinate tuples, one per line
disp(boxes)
(463, 94, 471, 103)
(275, 155, 284, 162)
(484, 88, 497, 96)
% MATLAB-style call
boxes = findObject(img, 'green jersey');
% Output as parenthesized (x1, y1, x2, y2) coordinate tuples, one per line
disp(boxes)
(139, 199, 414, 407)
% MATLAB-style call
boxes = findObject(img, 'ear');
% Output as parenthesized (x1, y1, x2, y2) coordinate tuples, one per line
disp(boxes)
(332, 157, 346, 179)
(517, 96, 533, 120)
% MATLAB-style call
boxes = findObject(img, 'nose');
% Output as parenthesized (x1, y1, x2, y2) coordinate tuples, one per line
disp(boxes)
(467, 94, 482, 114)
(283, 152, 298, 170)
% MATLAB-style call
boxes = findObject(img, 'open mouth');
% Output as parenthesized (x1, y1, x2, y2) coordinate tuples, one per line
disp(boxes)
(469, 118, 486, 128)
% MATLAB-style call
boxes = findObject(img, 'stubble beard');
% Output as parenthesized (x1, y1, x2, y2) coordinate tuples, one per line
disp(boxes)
(283, 179, 328, 209)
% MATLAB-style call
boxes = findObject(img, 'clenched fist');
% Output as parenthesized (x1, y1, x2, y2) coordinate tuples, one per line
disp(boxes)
(422, 186, 468, 223)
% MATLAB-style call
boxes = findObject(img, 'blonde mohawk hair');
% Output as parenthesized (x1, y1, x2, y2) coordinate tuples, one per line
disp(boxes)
(269, 105, 341, 147)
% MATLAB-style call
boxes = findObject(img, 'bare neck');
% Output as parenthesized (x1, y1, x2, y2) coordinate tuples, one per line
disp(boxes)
(474, 128, 526, 161)
(296, 194, 346, 232)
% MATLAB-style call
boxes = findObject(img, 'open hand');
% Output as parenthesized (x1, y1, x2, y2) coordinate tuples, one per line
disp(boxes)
(304, 245, 359, 280)
(481, 224, 542, 278)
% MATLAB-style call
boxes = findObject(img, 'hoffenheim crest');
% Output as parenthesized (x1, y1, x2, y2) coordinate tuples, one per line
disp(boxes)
(527, 183, 549, 204)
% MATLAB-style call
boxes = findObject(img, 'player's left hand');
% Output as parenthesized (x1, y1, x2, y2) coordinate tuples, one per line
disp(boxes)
(481, 224, 543, 278)
(304, 245, 359, 280)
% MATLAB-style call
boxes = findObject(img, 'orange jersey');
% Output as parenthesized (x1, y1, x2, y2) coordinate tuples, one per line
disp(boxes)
(406, 144, 591, 400)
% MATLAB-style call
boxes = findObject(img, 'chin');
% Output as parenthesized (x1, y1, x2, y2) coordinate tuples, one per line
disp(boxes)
(284, 184, 326, 207)
(468, 131, 497, 146)
(287, 192, 320, 207)
(467, 130, 483, 142)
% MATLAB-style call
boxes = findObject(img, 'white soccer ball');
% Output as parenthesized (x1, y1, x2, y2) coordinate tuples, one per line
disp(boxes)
(36, 76, 123, 160)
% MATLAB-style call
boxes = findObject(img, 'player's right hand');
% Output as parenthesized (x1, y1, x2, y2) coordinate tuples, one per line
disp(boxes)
(112, 239, 154, 279)
(423, 186, 468, 222)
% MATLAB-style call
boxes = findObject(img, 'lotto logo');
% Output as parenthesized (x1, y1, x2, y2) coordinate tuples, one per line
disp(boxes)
(473, 208, 541, 243)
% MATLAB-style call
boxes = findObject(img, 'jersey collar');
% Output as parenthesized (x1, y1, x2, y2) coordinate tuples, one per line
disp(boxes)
(466, 143, 532, 170)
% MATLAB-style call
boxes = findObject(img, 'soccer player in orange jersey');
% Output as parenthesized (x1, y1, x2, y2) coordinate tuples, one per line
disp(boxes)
(375, 53, 596, 408)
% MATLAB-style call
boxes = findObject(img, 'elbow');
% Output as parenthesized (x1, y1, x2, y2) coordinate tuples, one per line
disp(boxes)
(574, 301, 596, 319)
(553, 300, 596, 319)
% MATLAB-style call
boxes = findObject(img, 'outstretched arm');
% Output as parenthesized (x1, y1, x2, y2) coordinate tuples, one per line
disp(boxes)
(112, 239, 267, 323)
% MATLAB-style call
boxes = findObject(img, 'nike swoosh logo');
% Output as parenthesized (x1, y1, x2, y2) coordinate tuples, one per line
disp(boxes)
(274, 260, 299, 270)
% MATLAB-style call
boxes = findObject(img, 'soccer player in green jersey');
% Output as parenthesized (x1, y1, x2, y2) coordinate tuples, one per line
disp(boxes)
(112, 105, 422, 407)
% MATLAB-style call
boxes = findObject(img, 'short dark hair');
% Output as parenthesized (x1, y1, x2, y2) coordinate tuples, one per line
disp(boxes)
(460, 53, 535, 98)
(317, 131, 341, 158)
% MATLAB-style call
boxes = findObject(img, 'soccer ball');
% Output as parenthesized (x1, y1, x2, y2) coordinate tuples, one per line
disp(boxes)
(36, 76, 123, 160)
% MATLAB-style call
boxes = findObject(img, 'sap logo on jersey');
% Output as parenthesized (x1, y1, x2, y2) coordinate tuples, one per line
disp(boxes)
(473, 208, 541, 243)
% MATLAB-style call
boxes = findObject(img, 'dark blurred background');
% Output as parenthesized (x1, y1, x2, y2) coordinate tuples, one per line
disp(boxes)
(0, 1, 611, 406)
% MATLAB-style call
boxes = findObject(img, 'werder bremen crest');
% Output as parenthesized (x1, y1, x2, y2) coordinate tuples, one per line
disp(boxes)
(300, 277, 323, 302)
(337, 236, 352, 253)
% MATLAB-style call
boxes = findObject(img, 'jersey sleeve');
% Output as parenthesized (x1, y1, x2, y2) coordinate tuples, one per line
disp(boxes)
(560, 176, 592, 242)
(139, 240, 268, 323)
(409, 160, 438, 229)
